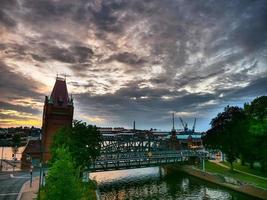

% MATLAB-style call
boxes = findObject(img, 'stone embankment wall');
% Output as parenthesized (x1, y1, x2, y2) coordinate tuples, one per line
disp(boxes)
(178, 165, 267, 200)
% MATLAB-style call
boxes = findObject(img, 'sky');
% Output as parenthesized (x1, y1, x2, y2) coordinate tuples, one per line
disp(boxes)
(0, 0, 267, 131)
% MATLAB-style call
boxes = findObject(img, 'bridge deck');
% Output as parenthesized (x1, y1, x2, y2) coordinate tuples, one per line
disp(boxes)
(89, 150, 206, 172)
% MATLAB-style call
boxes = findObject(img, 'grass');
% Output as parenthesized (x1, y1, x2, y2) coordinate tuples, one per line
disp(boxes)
(221, 161, 267, 178)
(204, 161, 267, 190)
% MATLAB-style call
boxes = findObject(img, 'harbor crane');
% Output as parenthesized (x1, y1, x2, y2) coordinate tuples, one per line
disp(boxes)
(179, 117, 197, 132)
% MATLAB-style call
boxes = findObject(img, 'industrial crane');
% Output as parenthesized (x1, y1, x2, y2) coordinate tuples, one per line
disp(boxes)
(179, 117, 188, 131)
(179, 117, 196, 132)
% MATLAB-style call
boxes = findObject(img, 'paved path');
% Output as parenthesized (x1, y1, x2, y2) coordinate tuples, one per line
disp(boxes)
(0, 171, 39, 200)
(20, 177, 39, 200)
(211, 161, 267, 181)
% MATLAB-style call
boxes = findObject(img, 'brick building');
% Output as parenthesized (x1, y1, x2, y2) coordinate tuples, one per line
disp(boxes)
(41, 77, 73, 161)
(21, 77, 73, 167)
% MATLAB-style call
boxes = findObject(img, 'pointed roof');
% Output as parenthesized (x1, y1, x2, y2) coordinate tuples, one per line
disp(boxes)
(50, 77, 70, 106)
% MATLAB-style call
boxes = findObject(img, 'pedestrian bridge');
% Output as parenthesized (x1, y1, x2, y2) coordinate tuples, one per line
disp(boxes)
(89, 133, 206, 172)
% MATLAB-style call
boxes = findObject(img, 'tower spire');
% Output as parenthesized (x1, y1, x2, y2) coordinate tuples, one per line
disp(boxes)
(50, 76, 70, 106)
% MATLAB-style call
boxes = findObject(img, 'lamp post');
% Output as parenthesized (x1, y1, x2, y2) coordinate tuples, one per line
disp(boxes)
(38, 140, 43, 196)
(26, 154, 33, 187)
(30, 165, 33, 187)
(0, 147, 4, 171)
(42, 160, 48, 186)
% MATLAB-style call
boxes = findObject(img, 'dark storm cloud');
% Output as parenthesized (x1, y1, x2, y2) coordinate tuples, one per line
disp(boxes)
(221, 77, 267, 100)
(201, 0, 267, 55)
(31, 54, 47, 62)
(0, 61, 44, 126)
(0, 10, 16, 28)
(75, 84, 216, 128)
(71, 46, 94, 63)
(0, 0, 18, 28)
(44, 45, 76, 63)
(0, 43, 28, 61)
(30, 43, 94, 64)
(91, 2, 123, 32)
(0, 61, 43, 100)
(0, 101, 40, 115)
(1, 0, 267, 129)
(21, 0, 75, 21)
(105, 52, 146, 66)
(228, 2, 267, 53)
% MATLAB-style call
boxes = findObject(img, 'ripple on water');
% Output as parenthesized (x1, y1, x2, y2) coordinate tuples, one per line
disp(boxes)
(90, 167, 260, 200)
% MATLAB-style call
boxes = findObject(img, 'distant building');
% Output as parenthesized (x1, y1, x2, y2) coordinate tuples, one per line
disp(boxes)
(21, 140, 41, 169)
(176, 134, 203, 149)
(97, 127, 126, 134)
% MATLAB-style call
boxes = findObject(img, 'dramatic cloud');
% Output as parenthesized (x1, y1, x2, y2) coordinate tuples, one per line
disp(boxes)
(0, 0, 267, 130)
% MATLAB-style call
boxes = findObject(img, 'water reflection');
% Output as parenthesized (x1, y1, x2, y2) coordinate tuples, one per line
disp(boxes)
(90, 167, 259, 200)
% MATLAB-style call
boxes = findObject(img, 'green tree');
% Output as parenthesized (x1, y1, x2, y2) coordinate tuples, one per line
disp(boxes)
(12, 134, 21, 147)
(42, 147, 82, 200)
(51, 120, 102, 173)
(240, 133, 258, 168)
(244, 96, 267, 172)
(204, 106, 248, 171)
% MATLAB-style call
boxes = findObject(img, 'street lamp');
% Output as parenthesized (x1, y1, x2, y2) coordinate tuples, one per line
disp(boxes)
(30, 165, 33, 187)
(42, 161, 48, 186)
(0, 147, 4, 171)
(38, 140, 43, 196)
(26, 154, 33, 187)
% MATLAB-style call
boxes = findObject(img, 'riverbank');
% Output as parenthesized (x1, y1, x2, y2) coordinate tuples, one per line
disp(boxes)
(207, 161, 267, 189)
(171, 164, 267, 200)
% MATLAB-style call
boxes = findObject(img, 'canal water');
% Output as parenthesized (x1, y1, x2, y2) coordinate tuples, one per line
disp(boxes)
(90, 167, 259, 200)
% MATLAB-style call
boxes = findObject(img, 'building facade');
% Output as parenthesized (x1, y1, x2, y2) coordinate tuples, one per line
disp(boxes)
(21, 77, 73, 168)
(41, 77, 73, 161)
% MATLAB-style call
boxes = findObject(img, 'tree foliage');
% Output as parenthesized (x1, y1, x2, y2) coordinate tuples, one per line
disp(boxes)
(51, 120, 102, 172)
(204, 106, 248, 170)
(12, 134, 21, 147)
(42, 147, 82, 200)
(204, 96, 267, 172)
(244, 96, 267, 171)
(245, 96, 267, 134)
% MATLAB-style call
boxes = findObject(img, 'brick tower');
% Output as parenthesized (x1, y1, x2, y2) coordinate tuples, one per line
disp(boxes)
(41, 77, 73, 161)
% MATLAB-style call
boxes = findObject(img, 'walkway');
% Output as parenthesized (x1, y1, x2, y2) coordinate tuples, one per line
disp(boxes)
(19, 177, 39, 200)
(210, 160, 267, 181)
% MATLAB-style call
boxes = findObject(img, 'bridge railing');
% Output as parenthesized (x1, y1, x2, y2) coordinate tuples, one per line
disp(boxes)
(89, 149, 207, 172)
